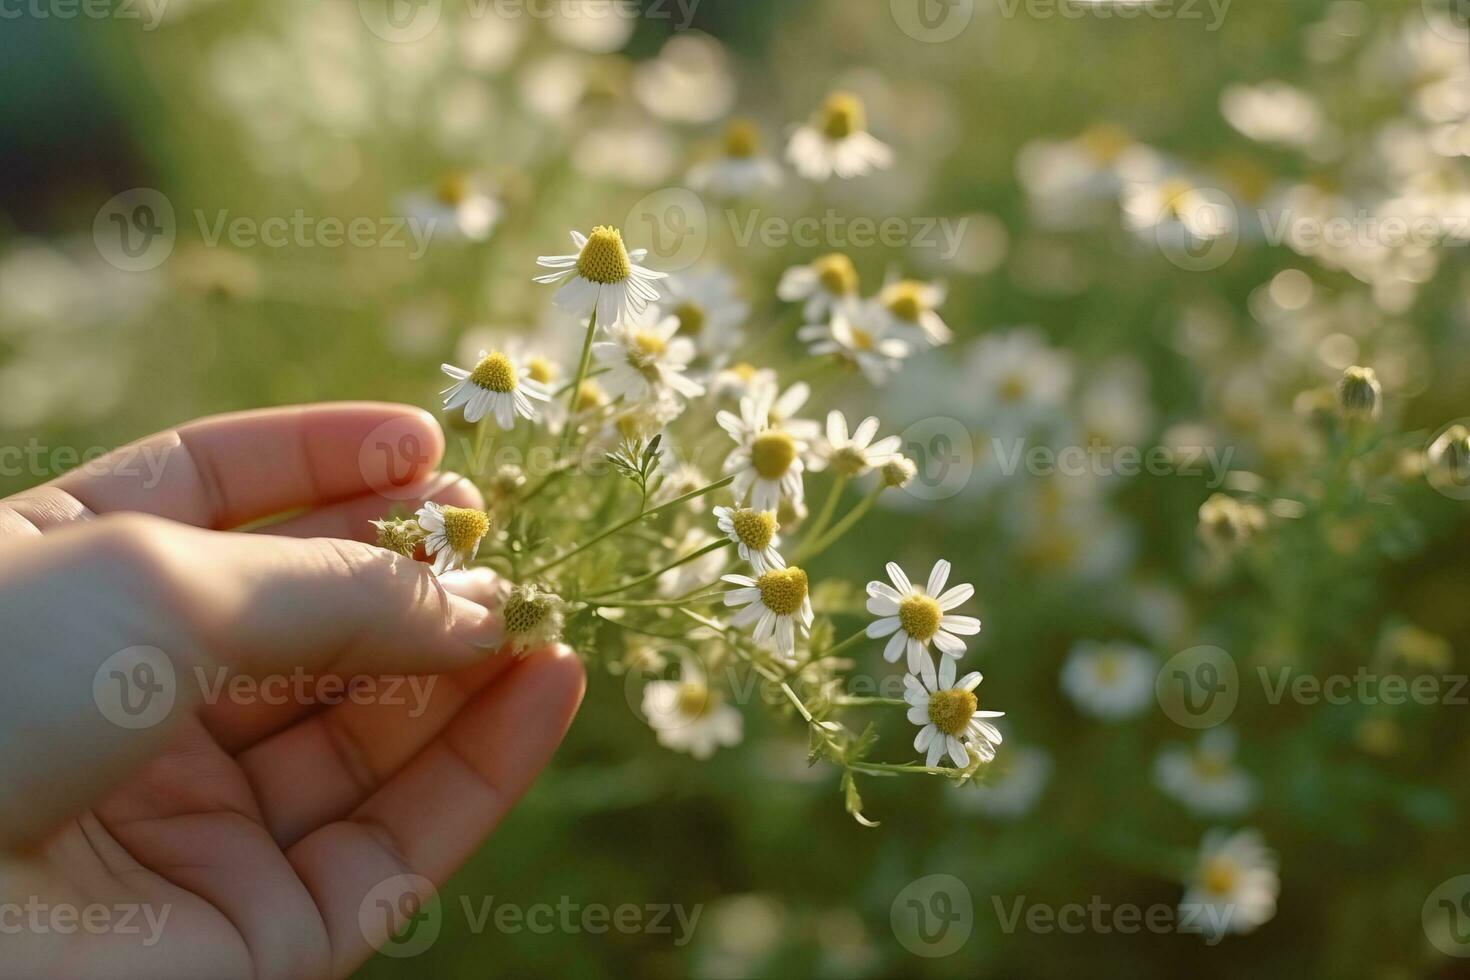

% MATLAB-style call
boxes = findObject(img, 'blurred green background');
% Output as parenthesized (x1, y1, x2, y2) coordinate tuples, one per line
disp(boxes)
(4, 0, 1470, 976)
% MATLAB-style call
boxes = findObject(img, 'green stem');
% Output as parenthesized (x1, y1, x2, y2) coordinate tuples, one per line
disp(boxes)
(556, 308, 599, 463)
(831, 696, 907, 707)
(587, 540, 732, 599)
(587, 591, 724, 610)
(802, 474, 848, 546)
(815, 625, 871, 661)
(796, 484, 885, 563)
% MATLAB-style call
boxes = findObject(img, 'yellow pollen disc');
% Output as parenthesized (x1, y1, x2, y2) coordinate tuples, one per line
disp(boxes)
(999, 374, 1028, 403)
(750, 432, 798, 479)
(673, 302, 706, 336)
(527, 356, 557, 385)
(928, 688, 978, 737)
(1160, 178, 1194, 215)
(731, 508, 778, 550)
(731, 362, 758, 381)
(576, 225, 633, 285)
(1080, 123, 1131, 164)
(439, 506, 489, 554)
(756, 567, 808, 617)
(1193, 753, 1230, 779)
(830, 446, 870, 476)
(1201, 858, 1238, 896)
(723, 119, 760, 159)
(676, 681, 717, 718)
(470, 352, 518, 393)
(885, 281, 927, 322)
(898, 595, 942, 642)
(820, 91, 866, 140)
(848, 325, 875, 352)
(435, 172, 470, 206)
(1095, 652, 1124, 684)
(574, 380, 607, 412)
(503, 592, 549, 634)
(814, 253, 858, 296)
(632, 331, 667, 359)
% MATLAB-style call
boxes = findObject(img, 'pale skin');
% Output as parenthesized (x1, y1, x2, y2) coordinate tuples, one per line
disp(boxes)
(0, 403, 586, 979)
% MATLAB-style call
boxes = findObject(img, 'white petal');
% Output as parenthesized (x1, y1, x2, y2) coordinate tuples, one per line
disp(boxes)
(937, 583, 975, 609)
(941, 615, 982, 635)
(927, 559, 951, 597)
(886, 562, 912, 593)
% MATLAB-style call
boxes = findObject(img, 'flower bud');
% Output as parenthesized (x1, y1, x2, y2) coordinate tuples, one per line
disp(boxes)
(1336, 366, 1381, 421)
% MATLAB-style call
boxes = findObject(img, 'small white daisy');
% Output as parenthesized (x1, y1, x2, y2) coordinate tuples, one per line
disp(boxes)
(777, 252, 861, 321)
(766, 380, 822, 440)
(441, 350, 552, 428)
(534, 225, 666, 326)
(905, 654, 1004, 769)
(592, 312, 706, 403)
(714, 505, 786, 573)
(688, 118, 784, 197)
(873, 276, 953, 346)
(1179, 829, 1279, 941)
(723, 565, 813, 658)
(500, 583, 565, 656)
(660, 266, 750, 358)
(810, 411, 903, 477)
(798, 310, 910, 385)
(711, 361, 778, 403)
(400, 172, 501, 244)
(415, 502, 490, 575)
(866, 560, 981, 682)
(717, 390, 811, 511)
(1154, 728, 1256, 818)
(642, 659, 744, 760)
(786, 91, 894, 182)
(1059, 641, 1156, 721)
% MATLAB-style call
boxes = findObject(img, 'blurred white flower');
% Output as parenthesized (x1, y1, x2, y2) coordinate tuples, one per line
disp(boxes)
(872, 276, 952, 346)
(642, 664, 745, 759)
(1060, 641, 1155, 721)
(1220, 81, 1327, 149)
(798, 310, 909, 385)
(592, 313, 705, 403)
(634, 33, 736, 123)
(1155, 728, 1256, 818)
(399, 173, 501, 243)
(810, 411, 903, 477)
(660, 266, 750, 358)
(777, 252, 862, 321)
(1179, 829, 1279, 941)
(787, 91, 893, 181)
(689, 119, 784, 197)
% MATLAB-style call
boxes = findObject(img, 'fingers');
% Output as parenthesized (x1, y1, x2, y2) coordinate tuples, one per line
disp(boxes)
(285, 646, 585, 977)
(38, 402, 445, 531)
(0, 513, 502, 850)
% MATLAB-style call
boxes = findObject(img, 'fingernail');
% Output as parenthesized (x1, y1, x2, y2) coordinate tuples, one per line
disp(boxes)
(449, 594, 504, 651)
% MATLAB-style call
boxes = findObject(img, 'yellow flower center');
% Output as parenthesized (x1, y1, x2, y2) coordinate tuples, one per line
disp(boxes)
(829, 445, 871, 477)
(676, 681, 718, 718)
(1201, 858, 1238, 896)
(503, 589, 551, 635)
(756, 566, 808, 617)
(1079, 123, 1131, 164)
(1094, 651, 1124, 685)
(574, 380, 607, 412)
(730, 508, 778, 550)
(884, 281, 927, 322)
(469, 352, 518, 393)
(899, 595, 943, 642)
(999, 374, 1028, 403)
(576, 225, 633, 285)
(820, 91, 866, 140)
(673, 302, 706, 337)
(1160, 178, 1195, 216)
(750, 431, 798, 479)
(723, 118, 760, 159)
(1193, 753, 1230, 779)
(730, 362, 758, 382)
(632, 330, 667, 359)
(847, 324, 875, 352)
(527, 356, 557, 385)
(435, 172, 470, 206)
(814, 253, 858, 296)
(440, 506, 490, 554)
(928, 688, 978, 737)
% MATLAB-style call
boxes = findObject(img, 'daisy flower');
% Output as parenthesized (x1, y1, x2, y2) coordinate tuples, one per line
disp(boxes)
(1059, 640, 1156, 721)
(866, 560, 981, 681)
(1154, 728, 1256, 818)
(592, 313, 706, 403)
(711, 361, 777, 403)
(714, 505, 786, 573)
(1179, 829, 1279, 941)
(534, 225, 665, 326)
(777, 252, 861, 320)
(661, 266, 750, 358)
(798, 310, 909, 385)
(873, 277, 953, 346)
(641, 659, 744, 760)
(415, 502, 490, 575)
(717, 390, 811, 511)
(810, 411, 903, 477)
(723, 565, 813, 658)
(905, 654, 1004, 769)
(688, 118, 784, 197)
(786, 91, 894, 182)
(400, 172, 501, 244)
(766, 380, 822, 439)
(500, 583, 565, 656)
(441, 350, 552, 428)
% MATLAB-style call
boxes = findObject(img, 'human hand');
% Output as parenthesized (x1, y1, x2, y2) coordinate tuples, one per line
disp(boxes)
(0, 403, 585, 979)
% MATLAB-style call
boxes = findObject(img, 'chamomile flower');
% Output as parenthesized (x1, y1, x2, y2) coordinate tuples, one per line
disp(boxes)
(873, 277, 953, 346)
(400, 172, 501, 244)
(688, 118, 784, 197)
(723, 566, 814, 658)
(766, 380, 822, 439)
(777, 253, 861, 321)
(866, 560, 981, 682)
(718, 391, 811, 511)
(535, 225, 665, 326)
(711, 362, 777, 403)
(441, 350, 552, 428)
(904, 654, 1004, 769)
(642, 659, 744, 760)
(787, 91, 894, 182)
(371, 517, 424, 558)
(500, 583, 565, 655)
(798, 311, 909, 385)
(415, 502, 490, 575)
(1179, 829, 1279, 941)
(592, 313, 706, 403)
(810, 411, 903, 477)
(1154, 728, 1256, 818)
(1059, 640, 1155, 721)
(1122, 174, 1236, 248)
(714, 505, 786, 573)
(661, 266, 750, 358)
